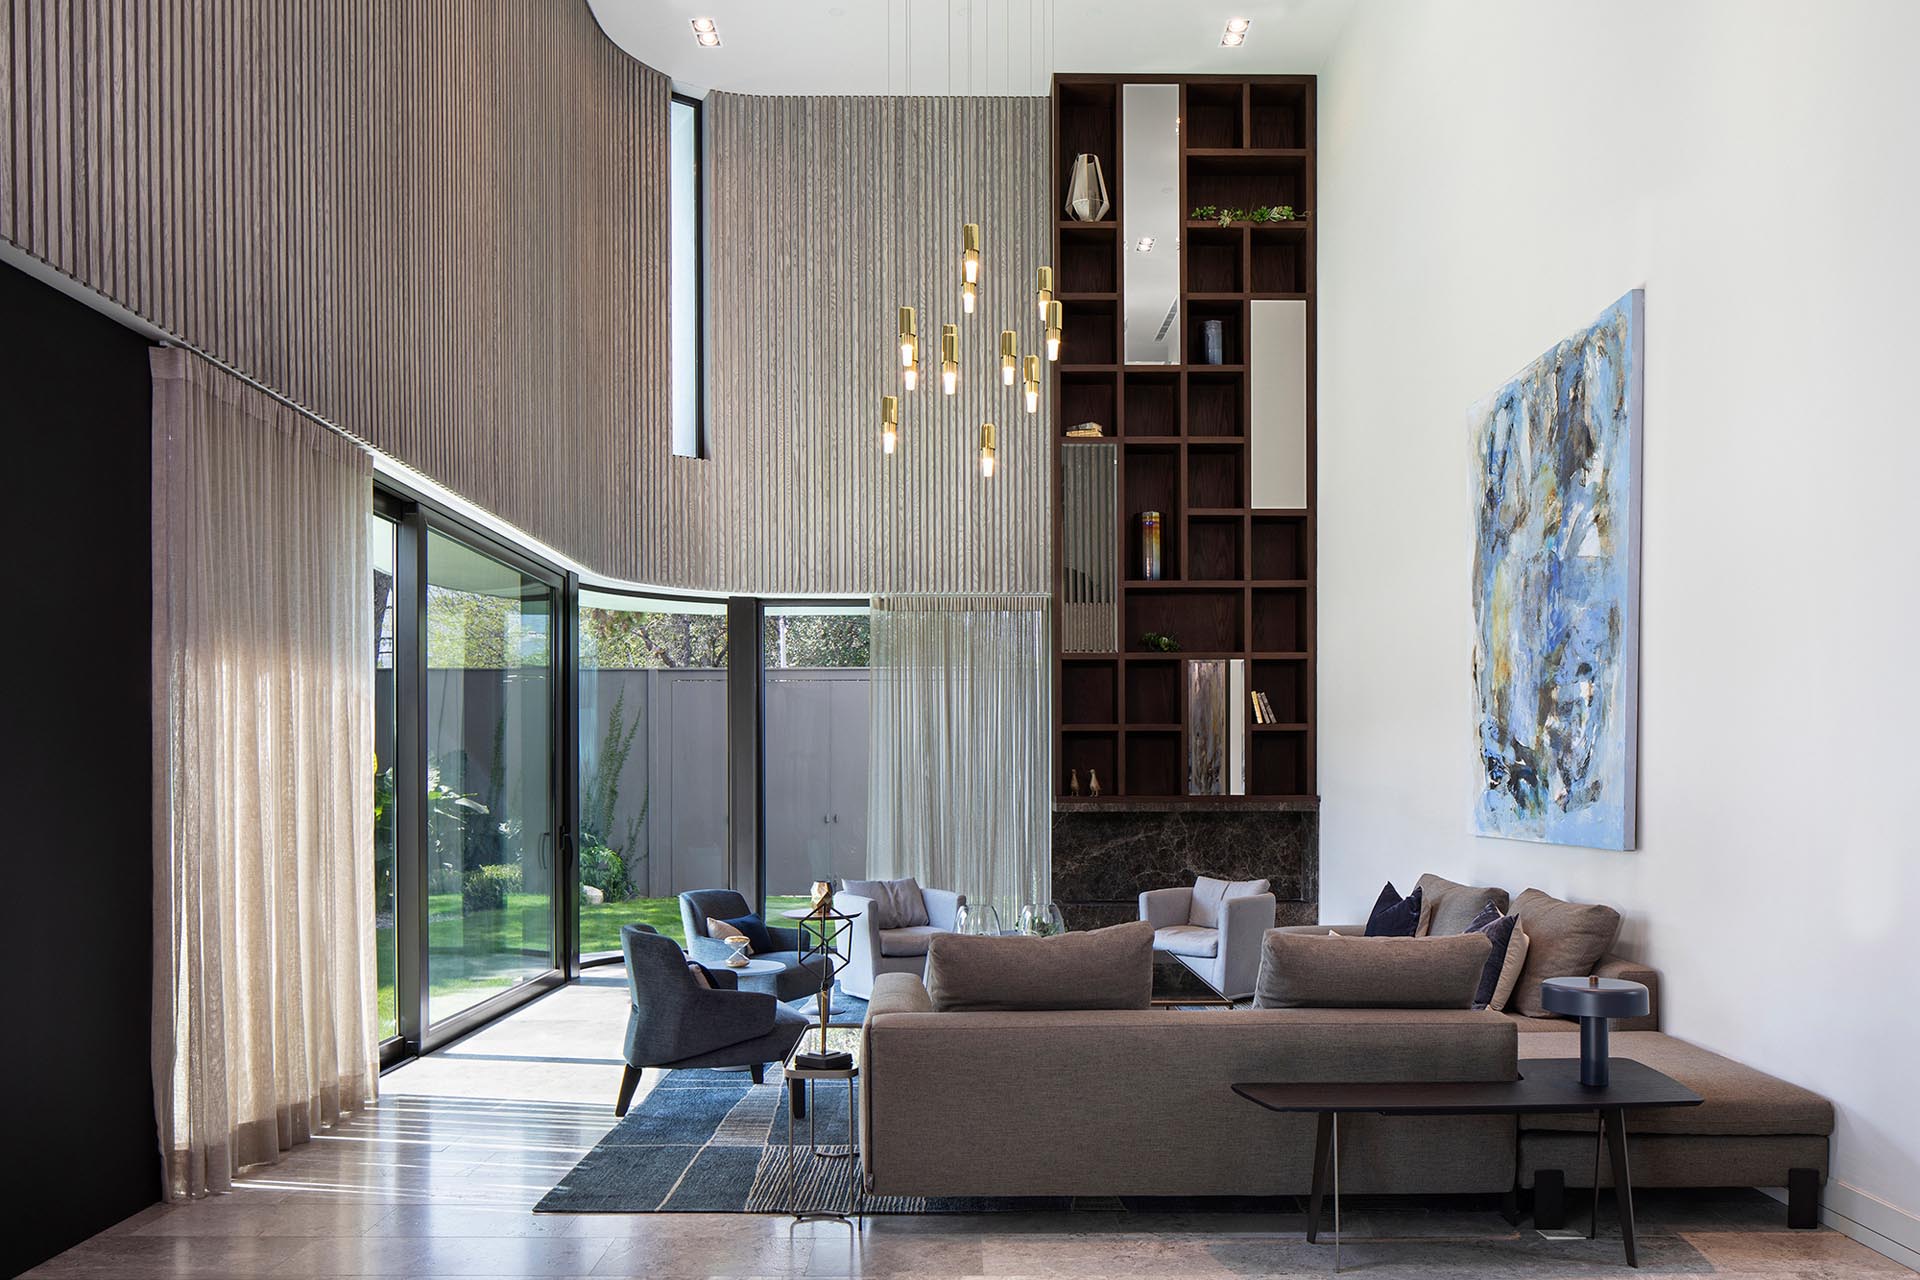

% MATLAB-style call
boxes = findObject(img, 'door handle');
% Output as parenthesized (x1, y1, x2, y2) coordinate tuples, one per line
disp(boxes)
(537, 831, 551, 870)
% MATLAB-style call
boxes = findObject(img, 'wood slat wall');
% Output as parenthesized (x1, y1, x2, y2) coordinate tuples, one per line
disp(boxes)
(1, 0, 671, 580)
(700, 93, 1052, 596)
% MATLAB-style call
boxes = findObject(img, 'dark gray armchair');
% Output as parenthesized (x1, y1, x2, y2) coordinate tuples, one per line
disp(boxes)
(616, 924, 809, 1116)
(678, 888, 829, 1002)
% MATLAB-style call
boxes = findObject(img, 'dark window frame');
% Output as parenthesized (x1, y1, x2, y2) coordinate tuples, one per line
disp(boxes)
(671, 92, 708, 460)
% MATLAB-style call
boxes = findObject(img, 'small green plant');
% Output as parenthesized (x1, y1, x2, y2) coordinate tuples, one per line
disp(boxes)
(579, 836, 629, 904)
(462, 862, 522, 914)
(1190, 204, 1219, 221)
(1192, 203, 1305, 226)
(1139, 631, 1181, 653)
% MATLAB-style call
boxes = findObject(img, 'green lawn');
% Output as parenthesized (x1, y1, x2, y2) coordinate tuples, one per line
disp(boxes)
(376, 893, 813, 1033)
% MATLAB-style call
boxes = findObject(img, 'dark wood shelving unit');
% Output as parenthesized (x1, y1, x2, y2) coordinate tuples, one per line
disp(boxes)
(1051, 74, 1317, 807)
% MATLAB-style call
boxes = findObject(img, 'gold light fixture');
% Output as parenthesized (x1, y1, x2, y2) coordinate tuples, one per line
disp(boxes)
(1036, 265, 1054, 320)
(961, 280, 978, 315)
(881, 394, 900, 455)
(1045, 299, 1064, 362)
(940, 323, 959, 396)
(963, 223, 981, 283)
(1023, 355, 1041, 414)
(899, 306, 919, 391)
(1000, 330, 1018, 385)
(979, 422, 997, 478)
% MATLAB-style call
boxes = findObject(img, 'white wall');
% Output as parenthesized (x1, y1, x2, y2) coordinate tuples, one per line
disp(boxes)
(1317, 0, 1920, 1261)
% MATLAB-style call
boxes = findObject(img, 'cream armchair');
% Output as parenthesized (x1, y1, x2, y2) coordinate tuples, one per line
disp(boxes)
(1139, 876, 1275, 1000)
(835, 878, 965, 1000)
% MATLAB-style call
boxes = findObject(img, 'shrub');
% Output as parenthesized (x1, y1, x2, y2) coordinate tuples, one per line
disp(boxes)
(428, 863, 463, 896)
(462, 862, 522, 914)
(579, 838, 629, 904)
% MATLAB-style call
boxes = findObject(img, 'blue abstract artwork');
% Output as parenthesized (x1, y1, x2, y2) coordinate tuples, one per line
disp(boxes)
(1471, 291, 1643, 850)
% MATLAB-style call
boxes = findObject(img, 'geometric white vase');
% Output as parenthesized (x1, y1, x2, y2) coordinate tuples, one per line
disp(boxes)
(1064, 153, 1111, 222)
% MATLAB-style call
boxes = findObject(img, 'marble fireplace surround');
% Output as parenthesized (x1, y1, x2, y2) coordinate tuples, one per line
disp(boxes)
(1052, 801, 1319, 933)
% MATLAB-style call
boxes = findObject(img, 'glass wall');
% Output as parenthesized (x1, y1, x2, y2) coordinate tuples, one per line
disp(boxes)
(370, 513, 399, 1044)
(424, 529, 559, 1025)
(763, 605, 871, 909)
(577, 590, 728, 951)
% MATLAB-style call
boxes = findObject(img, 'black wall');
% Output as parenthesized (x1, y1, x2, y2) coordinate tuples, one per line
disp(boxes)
(2, 262, 161, 1276)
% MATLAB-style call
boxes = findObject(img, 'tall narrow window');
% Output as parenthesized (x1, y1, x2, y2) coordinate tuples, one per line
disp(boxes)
(370, 513, 400, 1045)
(670, 95, 704, 458)
(762, 604, 872, 917)
(577, 590, 729, 953)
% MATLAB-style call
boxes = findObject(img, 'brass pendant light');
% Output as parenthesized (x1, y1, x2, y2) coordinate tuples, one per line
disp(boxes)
(1036, 265, 1054, 320)
(1000, 330, 1018, 386)
(979, 422, 997, 478)
(881, 394, 900, 455)
(1022, 355, 1041, 414)
(940, 323, 960, 396)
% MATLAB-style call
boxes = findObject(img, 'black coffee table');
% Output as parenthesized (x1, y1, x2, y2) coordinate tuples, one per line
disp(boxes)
(1234, 1058, 1702, 1268)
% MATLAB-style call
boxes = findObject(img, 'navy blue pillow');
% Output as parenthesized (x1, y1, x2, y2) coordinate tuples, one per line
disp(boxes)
(1364, 883, 1422, 937)
(1466, 906, 1519, 1009)
(721, 912, 777, 955)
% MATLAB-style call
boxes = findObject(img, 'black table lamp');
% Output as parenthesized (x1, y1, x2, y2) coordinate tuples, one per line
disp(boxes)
(1540, 975, 1651, 1087)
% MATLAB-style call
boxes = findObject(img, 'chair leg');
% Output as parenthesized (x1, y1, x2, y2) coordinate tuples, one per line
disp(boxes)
(750, 1062, 766, 1085)
(790, 1077, 808, 1120)
(1788, 1168, 1820, 1229)
(614, 1065, 643, 1118)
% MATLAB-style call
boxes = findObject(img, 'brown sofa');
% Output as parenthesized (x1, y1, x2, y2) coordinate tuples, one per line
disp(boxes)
(1273, 922, 1833, 1226)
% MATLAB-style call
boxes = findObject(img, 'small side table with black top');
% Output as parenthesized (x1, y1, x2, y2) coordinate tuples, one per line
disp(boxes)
(1233, 1058, 1702, 1269)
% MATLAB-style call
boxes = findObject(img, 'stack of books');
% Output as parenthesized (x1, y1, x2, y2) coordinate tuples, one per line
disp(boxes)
(1249, 690, 1279, 724)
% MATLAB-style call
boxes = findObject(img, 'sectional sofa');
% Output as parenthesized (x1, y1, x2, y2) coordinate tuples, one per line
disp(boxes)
(857, 910, 1833, 1228)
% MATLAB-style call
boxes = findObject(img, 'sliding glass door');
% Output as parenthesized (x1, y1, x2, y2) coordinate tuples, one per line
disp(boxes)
(370, 513, 401, 1046)
(423, 528, 561, 1026)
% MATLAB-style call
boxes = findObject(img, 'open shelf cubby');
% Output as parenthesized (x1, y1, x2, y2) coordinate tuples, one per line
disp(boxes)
(1062, 730, 1119, 793)
(1122, 370, 1180, 437)
(1125, 731, 1183, 797)
(1252, 514, 1309, 579)
(1052, 74, 1314, 804)
(1061, 658, 1119, 726)
(1125, 659, 1180, 724)
(1126, 587, 1241, 653)
(1186, 226, 1245, 294)
(1187, 442, 1245, 509)
(1188, 514, 1244, 581)
(1186, 370, 1244, 438)
(1184, 83, 1244, 150)
(1251, 234, 1310, 294)
(1061, 371, 1118, 438)
(1059, 224, 1118, 294)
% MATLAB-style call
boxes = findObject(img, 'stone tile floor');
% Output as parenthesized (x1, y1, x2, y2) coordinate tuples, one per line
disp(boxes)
(26, 972, 1915, 1278)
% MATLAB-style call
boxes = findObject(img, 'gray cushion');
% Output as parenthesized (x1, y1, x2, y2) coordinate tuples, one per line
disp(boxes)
(878, 925, 944, 958)
(1188, 875, 1270, 929)
(843, 877, 930, 929)
(1152, 924, 1219, 958)
(924, 921, 1153, 1011)
(1415, 873, 1510, 936)
(1509, 888, 1623, 1017)
(1486, 919, 1531, 1013)
(1254, 932, 1491, 1009)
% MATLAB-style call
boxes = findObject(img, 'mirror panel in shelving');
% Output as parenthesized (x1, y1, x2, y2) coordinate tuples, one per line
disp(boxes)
(1122, 82, 1181, 365)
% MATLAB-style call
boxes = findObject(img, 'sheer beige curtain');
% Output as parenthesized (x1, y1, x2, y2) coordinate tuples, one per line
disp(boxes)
(866, 595, 1052, 926)
(150, 348, 378, 1199)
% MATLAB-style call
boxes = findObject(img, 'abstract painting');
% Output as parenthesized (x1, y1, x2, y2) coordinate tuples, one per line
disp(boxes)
(1471, 291, 1643, 850)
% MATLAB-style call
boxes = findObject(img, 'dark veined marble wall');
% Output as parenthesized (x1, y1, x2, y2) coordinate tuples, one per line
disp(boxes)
(1052, 804, 1319, 930)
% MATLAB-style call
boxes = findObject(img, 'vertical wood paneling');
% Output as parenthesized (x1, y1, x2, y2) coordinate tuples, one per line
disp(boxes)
(2, 0, 671, 581)
(703, 93, 1052, 597)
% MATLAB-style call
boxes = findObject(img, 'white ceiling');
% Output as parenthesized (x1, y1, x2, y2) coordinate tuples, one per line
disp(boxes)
(587, 0, 1358, 97)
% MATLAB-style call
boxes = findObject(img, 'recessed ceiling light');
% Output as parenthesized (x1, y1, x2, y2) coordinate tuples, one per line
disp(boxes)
(1136, 236, 1156, 253)
(1225, 17, 1251, 33)
(691, 17, 721, 46)
(1221, 18, 1250, 46)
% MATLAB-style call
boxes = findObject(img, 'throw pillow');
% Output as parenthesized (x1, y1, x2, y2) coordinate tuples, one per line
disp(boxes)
(1253, 931, 1490, 1009)
(924, 921, 1153, 1011)
(841, 877, 930, 929)
(1187, 875, 1271, 929)
(706, 912, 775, 955)
(1464, 907, 1520, 1009)
(1415, 873, 1511, 937)
(1364, 882, 1422, 937)
(1509, 888, 1624, 1017)
(685, 961, 714, 989)
(1487, 920, 1531, 1013)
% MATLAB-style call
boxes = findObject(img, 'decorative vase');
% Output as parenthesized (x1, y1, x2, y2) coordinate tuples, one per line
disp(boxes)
(1069, 768, 1082, 796)
(954, 902, 1004, 936)
(1138, 511, 1163, 580)
(1201, 319, 1225, 366)
(1088, 769, 1103, 797)
(1018, 902, 1067, 937)
(1064, 154, 1111, 222)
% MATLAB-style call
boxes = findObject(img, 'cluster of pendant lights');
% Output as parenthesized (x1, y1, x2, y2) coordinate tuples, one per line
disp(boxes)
(884, 223, 1064, 478)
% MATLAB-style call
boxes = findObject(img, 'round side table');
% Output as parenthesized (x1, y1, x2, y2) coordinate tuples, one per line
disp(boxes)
(1540, 976, 1650, 1087)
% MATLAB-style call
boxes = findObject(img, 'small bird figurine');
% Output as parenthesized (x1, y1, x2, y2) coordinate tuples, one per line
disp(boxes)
(1088, 769, 1103, 797)
(1069, 768, 1082, 796)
